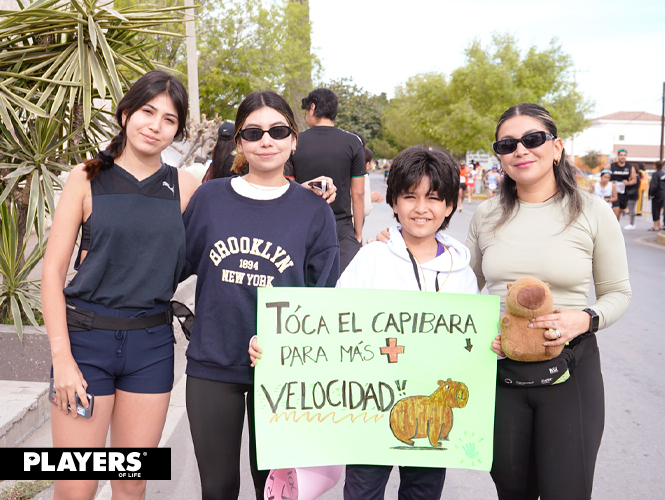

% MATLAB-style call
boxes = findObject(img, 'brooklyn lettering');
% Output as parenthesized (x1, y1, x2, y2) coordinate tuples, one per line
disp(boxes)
(209, 236, 294, 273)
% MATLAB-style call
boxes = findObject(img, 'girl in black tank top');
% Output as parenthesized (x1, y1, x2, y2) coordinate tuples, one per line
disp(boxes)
(41, 71, 200, 500)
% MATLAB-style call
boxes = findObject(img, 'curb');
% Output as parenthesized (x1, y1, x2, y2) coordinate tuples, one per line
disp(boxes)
(0, 381, 50, 447)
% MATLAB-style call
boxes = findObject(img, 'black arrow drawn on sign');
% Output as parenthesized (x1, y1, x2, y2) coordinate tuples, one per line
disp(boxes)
(465, 338, 473, 352)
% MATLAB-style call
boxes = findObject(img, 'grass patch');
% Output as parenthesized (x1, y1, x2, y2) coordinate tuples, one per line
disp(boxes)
(0, 480, 53, 500)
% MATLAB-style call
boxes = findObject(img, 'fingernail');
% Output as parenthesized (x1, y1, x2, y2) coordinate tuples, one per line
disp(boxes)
(527, 324, 532, 328)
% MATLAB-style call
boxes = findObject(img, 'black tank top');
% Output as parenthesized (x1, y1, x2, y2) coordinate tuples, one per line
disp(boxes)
(64, 163, 186, 310)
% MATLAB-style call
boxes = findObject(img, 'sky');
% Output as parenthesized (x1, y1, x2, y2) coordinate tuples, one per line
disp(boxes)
(309, 0, 665, 120)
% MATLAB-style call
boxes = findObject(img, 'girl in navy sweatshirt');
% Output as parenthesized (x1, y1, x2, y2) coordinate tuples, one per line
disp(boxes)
(182, 91, 340, 500)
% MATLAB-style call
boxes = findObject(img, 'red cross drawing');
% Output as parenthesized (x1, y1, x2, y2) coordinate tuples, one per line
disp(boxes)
(380, 338, 405, 363)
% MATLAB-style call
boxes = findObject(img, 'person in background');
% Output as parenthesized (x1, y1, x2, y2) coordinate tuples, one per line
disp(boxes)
(475, 163, 484, 194)
(649, 160, 665, 231)
(609, 149, 637, 225)
(360, 146, 385, 221)
(623, 161, 641, 230)
(484, 165, 501, 199)
(291, 88, 366, 273)
(202, 122, 241, 181)
(592, 169, 617, 206)
(466, 162, 475, 203)
(637, 165, 649, 214)
(458, 161, 469, 211)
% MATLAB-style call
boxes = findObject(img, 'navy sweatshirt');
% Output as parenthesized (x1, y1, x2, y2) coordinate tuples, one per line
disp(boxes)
(182, 178, 340, 385)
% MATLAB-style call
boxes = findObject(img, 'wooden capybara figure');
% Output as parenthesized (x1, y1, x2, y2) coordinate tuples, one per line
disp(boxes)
(390, 378, 469, 447)
(500, 276, 563, 362)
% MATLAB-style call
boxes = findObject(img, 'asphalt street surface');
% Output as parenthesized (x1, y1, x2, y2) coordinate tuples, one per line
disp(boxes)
(146, 172, 665, 500)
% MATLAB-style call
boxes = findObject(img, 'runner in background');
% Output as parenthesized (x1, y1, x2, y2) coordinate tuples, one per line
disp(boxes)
(458, 161, 469, 211)
(610, 149, 637, 225)
(592, 169, 617, 206)
(466, 162, 476, 202)
(484, 165, 501, 199)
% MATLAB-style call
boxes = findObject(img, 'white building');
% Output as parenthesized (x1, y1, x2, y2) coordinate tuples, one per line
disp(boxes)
(566, 111, 663, 170)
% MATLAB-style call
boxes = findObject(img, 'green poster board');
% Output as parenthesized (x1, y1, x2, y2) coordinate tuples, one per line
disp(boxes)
(255, 288, 500, 471)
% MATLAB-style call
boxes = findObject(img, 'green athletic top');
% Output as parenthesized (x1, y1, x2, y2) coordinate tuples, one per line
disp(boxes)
(466, 191, 631, 329)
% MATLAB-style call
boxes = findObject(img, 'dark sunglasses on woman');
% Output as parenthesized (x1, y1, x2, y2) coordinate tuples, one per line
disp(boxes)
(492, 131, 556, 155)
(238, 126, 293, 142)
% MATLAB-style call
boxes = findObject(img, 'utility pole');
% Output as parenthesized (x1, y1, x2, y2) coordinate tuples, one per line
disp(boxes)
(185, 0, 200, 123)
(660, 82, 665, 161)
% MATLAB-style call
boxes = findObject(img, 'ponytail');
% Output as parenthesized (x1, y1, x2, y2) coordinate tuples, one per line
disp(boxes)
(83, 130, 126, 180)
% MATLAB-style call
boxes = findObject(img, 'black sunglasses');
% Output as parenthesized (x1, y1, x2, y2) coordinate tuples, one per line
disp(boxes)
(171, 300, 195, 341)
(492, 131, 556, 155)
(238, 126, 293, 142)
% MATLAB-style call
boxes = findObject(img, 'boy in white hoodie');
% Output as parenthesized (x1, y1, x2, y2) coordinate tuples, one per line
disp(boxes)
(339, 145, 479, 500)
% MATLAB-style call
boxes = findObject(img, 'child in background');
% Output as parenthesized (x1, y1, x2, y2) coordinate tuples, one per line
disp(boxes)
(338, 145, 480, 500)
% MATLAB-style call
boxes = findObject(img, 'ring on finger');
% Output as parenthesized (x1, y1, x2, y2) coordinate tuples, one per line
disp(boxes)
(554, 329, 561, 339)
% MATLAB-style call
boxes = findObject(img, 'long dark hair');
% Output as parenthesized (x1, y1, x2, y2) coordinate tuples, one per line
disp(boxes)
(492, 103, 584, 230)
(232, 91, 298, 174)
(208, 123, 237, 179)
(83, 70, 188, 179)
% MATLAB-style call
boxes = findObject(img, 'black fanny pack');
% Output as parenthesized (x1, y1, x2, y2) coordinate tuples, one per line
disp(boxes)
(65, 299, 194, 341)
(497, 333, 595, 387)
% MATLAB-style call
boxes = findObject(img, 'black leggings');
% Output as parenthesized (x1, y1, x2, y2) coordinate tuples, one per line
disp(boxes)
(186, 376, 269, 500)
(652, 197, 665, 222)
(491, 335, 604, 500)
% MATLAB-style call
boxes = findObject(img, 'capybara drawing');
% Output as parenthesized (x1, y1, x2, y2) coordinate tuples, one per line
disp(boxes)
(389, 378, 469, 447)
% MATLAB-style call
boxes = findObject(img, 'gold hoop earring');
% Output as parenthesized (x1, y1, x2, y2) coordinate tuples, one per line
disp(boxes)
(553, 158, 560, 167)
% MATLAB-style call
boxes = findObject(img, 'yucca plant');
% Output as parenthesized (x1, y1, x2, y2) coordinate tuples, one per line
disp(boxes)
(0, 200, 46, 341)
(0, 0, 185, 337)
(0, 0, 186, 242)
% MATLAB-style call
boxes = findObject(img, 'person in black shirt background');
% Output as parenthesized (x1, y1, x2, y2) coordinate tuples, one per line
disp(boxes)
(609, 148, 637, 226)
(292, 88, 366, 273)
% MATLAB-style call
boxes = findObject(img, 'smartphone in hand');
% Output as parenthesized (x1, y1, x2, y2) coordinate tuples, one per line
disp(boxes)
(49, 378, 94, 418)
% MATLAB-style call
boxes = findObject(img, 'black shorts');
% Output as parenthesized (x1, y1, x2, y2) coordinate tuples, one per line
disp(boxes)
(612, 193, 628, 209)
(460, 183, 467, 192)
(56, 298, 175, 396)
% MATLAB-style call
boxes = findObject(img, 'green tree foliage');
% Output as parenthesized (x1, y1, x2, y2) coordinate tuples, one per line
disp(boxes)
(117, 0, 319, 121)
(325, 77, 386, 143)
(581, 149, 601, 172)
(197, 0, 319, 120)
(382, 34, 593, 155)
